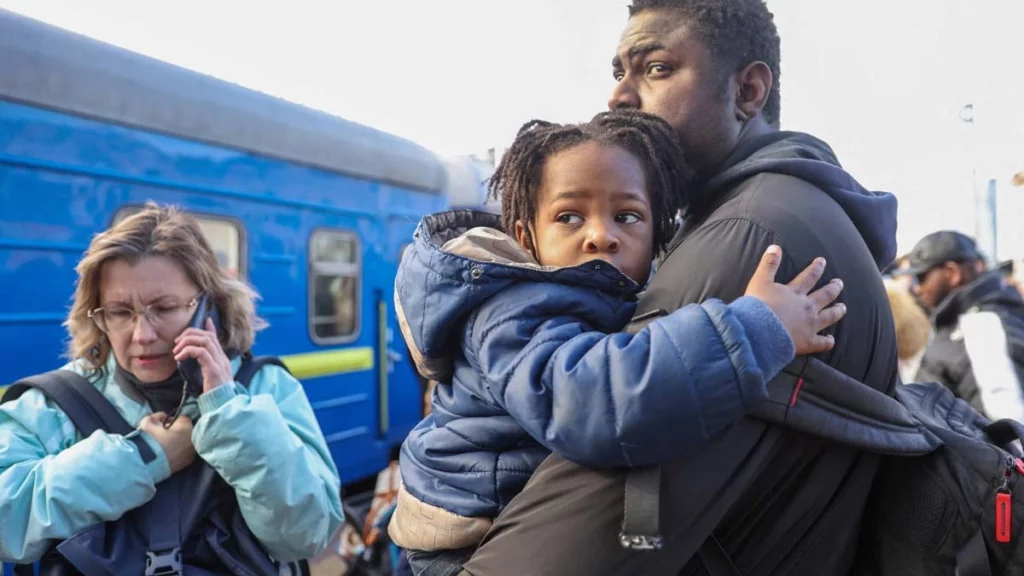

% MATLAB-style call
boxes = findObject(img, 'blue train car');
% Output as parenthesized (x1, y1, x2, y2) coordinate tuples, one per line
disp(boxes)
(0, 7, 488, 523)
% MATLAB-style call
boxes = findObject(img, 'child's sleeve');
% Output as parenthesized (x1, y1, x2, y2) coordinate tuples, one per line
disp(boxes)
(464, 287, 795, 468)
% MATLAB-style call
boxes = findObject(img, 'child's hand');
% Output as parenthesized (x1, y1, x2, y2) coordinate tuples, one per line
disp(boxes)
(744, 245, 846, 355)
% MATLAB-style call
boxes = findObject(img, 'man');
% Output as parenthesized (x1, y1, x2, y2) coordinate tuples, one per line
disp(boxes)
(459, 1, 900, 574)
(896, 230, 1024, 422)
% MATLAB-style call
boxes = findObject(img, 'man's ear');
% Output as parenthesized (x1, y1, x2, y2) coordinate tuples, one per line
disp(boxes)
(946, 261, 964, 286)
(735, 61, 773, 122)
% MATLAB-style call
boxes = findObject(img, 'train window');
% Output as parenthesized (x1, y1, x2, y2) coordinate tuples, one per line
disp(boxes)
(309, 229, 361, 343)
(112, 206, 244, 279)
(196, 219, 242, 279)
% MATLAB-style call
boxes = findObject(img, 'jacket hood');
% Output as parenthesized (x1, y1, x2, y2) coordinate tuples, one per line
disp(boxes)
(700, 131, 899, 271)
(394, 210, 639, 382)
(933, 269, 1024, 328)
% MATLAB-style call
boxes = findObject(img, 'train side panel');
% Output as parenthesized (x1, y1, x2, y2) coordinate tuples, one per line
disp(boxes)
(0, 99, 445, 486)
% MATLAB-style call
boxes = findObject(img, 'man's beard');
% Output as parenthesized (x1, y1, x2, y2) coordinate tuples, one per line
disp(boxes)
(923, 283, 954, 314)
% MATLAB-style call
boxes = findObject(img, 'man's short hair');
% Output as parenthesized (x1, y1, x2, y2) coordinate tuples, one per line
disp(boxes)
(629, 0, 782, 126)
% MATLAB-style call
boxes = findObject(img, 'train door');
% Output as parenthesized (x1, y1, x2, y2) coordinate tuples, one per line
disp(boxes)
(303, 225, 386, 483)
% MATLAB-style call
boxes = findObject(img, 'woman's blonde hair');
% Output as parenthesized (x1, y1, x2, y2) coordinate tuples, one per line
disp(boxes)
(65, 202, 267, 369)
(884, 279, 932, 361)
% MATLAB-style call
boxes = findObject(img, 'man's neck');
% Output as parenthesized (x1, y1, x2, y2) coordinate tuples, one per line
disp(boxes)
(738, 116, 775, 143)
(698, 116, 775, 182)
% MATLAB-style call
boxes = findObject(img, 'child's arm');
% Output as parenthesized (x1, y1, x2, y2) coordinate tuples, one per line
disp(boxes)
(465, 247, 842, 469)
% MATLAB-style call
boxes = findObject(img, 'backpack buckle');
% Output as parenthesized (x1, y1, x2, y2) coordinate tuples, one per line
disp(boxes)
(619, 533, 664, 550)
(145, 547, 183, 576)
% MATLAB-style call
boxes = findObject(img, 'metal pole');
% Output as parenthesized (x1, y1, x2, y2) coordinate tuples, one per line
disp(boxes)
(979, 178, 998, 263)
(960, 103, 998, 263)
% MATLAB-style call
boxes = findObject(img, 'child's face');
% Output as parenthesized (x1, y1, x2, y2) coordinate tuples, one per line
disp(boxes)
(516, 141, 654, 285)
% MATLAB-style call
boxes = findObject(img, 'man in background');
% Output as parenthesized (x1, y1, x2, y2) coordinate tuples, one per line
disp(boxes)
(895, 230, 1024, 422)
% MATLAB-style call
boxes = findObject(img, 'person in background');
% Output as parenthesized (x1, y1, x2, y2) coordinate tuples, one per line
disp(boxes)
(883, 254, 915, 292)
(883, 278, 932, 383)
(998, 259, 1024, 298)
(893, 230, 1024, 422)
(0, 203, 344, 571)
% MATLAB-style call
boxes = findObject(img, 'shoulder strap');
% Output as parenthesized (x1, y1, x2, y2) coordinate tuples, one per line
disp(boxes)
(234, 354, 289, 389)
(621, 357, 944, 559)
(753, 357, 942, 455)
(619, 466, 663, 550)
(3, 369, 155, 463)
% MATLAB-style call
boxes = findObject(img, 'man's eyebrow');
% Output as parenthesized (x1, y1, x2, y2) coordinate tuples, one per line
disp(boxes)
(612, 41, 667, 68)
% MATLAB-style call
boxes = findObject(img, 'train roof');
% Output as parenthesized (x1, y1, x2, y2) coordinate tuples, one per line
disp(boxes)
(0, 8, 449, 194)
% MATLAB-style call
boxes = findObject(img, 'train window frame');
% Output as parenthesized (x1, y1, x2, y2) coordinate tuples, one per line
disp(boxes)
(111, 205, 247, 280)
(308, 228, 362, 345)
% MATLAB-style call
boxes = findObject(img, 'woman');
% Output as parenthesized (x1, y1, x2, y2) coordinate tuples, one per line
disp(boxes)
(883, 278, 933, 383)
(0, 203, 344, 571)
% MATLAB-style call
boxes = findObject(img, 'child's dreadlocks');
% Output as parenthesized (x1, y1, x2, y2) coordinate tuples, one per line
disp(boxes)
(487, 109, 693, 254)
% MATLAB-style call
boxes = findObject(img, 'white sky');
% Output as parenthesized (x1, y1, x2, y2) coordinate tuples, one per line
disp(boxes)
(2, 0, 1022, 256)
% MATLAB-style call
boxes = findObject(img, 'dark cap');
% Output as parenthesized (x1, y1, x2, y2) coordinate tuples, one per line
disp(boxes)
(893, 231, 983, 277)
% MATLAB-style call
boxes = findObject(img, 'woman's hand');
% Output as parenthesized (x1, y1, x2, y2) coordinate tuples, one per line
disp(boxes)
(744, 245, 847, 356)
(140, 412, 196, 474)
(173, 317, 234, 393)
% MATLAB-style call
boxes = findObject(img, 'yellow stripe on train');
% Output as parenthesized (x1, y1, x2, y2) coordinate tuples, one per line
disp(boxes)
(0, 348, 373, 398)
(279, 346, 375, 380)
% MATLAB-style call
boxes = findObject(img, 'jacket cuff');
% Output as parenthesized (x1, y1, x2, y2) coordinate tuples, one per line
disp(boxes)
(728, 296, 796, 383)
(197, 383, 238, 415)
(133, 430, 171, 484)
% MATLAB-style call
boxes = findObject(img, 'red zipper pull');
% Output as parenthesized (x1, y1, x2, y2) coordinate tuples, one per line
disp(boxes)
(997, 492, 1012, 543)
(997, 457, 1015, 544)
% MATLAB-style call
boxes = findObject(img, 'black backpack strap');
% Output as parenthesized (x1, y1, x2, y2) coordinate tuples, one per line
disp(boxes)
(619, 466, 663, 550)
(751, 357, 941, 455)
(4, 370, 108, 437)
(233, 354, 289, 389)
(144, 473, 186, 576)
(3, 369, 155, 463)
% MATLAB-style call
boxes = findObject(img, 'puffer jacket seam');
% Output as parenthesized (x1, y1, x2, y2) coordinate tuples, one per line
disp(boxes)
(492, 452, 500, 509)
(705, 303, 748, 413)
(655, 305, 720, 439)
(480, 316, 588, 390)
(442, 424, 495, 453)
(605, 344, 632, 467)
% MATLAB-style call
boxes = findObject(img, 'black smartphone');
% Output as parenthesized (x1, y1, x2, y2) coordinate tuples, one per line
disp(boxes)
(177, 293, 221, 397)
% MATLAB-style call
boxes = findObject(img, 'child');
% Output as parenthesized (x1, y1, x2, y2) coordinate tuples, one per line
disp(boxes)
(389, 110, 845, 575)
